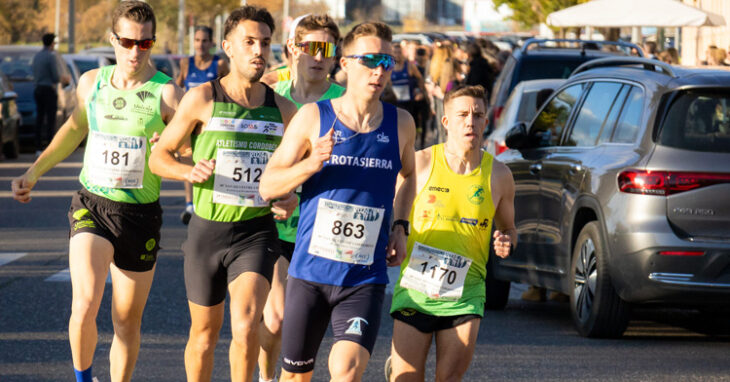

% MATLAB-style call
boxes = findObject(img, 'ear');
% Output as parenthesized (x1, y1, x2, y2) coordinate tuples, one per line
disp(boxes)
(109, 32, 115, 46)
(287, 38, 300, 60)
(441, 114, 449, 131)
(340, 55, 348, 72)
(221, 39, 233, 60)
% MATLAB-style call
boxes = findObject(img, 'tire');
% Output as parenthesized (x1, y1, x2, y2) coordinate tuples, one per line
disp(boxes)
(570, 222, 630, 338)
(485, 245, 511, 310)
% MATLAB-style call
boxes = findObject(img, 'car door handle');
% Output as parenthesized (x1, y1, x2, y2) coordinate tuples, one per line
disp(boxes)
(529, 163, 542, 174)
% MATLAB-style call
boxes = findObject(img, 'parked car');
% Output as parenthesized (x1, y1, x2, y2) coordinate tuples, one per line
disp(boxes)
(150, 54, 179, 80)
(0, 68, 21, 159)
(487, 38, 642, 134)
(63, 54, 111, 82)
(79, 47, 116, 65)
(486, 57, 730, 338)
(483, 78, 565, 156)
(0, 46, 75, 148)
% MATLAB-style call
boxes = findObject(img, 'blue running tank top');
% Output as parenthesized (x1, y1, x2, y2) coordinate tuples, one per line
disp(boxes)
(184, 55, 219, 91)
(289, 100, 402, 286)
(390, 61, 413, 102)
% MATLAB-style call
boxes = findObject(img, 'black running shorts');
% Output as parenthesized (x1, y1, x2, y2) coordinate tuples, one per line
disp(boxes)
(182, 213, 280, 306)
(278, 239, 294, 263)
(68, 189, 162, 272)
(280, 276, 385, 373)
(391, 308, 481, 333)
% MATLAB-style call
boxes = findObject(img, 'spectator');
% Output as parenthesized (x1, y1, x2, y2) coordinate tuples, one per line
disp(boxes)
(465, 42, 495, 99)
(31, 33, 64, 154)
(643, 41, 657, 59)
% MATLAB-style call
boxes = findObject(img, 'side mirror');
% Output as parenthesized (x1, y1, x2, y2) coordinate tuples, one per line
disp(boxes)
(2, 91, 17, 101)
(505, 122, 528, 149)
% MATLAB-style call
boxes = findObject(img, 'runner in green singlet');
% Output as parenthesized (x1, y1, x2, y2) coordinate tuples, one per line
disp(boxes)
(148, 6, 298, 381)
(11, 2, 184, 381)
(257, 14, 345, 382)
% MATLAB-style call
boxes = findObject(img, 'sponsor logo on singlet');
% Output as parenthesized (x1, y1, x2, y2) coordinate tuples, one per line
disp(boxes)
(328, 154, 393, 170)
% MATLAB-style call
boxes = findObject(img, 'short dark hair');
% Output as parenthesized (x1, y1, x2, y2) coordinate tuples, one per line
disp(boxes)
(42, 33, 55, 47)
(194, 26, 214, 41)
(341, 22, 392, 54)
(444, 85, 487, 109)
(224, 6, 275, 39)
(295, 14, 340, 44)
(112, 0, 156, 36)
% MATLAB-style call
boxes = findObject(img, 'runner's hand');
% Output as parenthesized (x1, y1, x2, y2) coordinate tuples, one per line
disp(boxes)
(386, 226, 407, 266)
(11, 174, 37, 203)
(307, 127, 334, 173)
(271, 192, 297, 221)
(186, 159, 215, 183)
(149, 132, 160, 150)
(493, 230, 512, 258)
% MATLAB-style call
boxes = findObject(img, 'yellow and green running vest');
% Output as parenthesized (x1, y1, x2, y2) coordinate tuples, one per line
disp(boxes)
(192, 80, 284, 222)
(273, 79, 345, 242)
(391, 144, 496, 316)
(79, 65, 170, 203)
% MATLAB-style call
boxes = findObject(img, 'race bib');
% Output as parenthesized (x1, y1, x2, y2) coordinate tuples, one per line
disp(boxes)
(212, 149, 268, 207)
(392, 84, 411, 101)
(399, 242, 472, 300)
(309, 199, 385, 265)
(85, 131, 146, 189)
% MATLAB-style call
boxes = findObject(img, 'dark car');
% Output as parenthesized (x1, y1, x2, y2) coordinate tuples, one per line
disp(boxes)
(488, 38, 642, 134)
(0, 46, 75, 148)
(0, 68, 22, 158)
(486, 57, 730, 338)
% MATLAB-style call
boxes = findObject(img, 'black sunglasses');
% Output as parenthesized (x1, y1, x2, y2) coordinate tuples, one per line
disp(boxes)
(113, 32, 156, 50)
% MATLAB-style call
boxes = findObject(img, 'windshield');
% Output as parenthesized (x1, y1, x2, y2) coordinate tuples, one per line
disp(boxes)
(73, 59, 100, 74)
(0, 51, 36, 80)
(658, 90, 730, 153)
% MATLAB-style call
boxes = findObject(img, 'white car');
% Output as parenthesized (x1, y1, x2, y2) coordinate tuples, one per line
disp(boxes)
(484, 79, 565, 156)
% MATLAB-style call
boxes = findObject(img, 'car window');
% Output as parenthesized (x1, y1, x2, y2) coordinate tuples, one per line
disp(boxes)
(612, 87, 644, 143)
(565, 82, 623, 147)
(597, 85, 630, 144)
(658, 91, 730, 153)
(0, 51, 35, 80)
(74, 59, 100, 74)
(530, 83, 584, 147)
(492, 56, 515, 105)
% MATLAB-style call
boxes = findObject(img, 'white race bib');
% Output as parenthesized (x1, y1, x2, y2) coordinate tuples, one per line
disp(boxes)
(212, 149, 268, 207)
(392, 84, 411, 101)
(309, 199, 385, 265)
(399, 242, 472, 300)
(86, 131, 146, 189)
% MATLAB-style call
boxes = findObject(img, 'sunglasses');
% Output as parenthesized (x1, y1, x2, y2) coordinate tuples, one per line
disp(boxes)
(345, 54, 395, 71)
(296, 41, 337, 58)
(113, 33, 155, 50)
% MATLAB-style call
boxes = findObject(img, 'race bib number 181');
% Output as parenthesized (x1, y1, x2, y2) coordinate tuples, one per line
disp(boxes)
(86, 131, 146, 189)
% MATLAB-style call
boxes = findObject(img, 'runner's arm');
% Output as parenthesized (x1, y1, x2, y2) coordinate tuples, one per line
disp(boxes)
(149, 84, 212, 183)
(260, 103, 327, 201)
(492, 160, 516, 258)
(387, 109, 417, 266)
(11, 69, 95, 202)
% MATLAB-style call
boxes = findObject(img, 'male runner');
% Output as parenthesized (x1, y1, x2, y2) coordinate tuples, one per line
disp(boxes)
(388, 85, 516, 382)
(11, 2, 183, 381)
(259, 21, 416, 382)
(176, 25, 230, 224)
(258, 13, 345, 382)
(148, 6, 297, 382)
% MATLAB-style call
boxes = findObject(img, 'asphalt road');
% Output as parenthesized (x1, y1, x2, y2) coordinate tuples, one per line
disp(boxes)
(1, 150, 729, 382)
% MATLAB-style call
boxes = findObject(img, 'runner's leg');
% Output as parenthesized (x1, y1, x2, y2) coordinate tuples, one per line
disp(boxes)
(185, 301, 225, 382)
(328, 341, 371, 382)
(433, 318, 480, 382)
(68, 233, 114, 372)
(390, 319, 432, 382)
(108, 263, 156, 382)
(258, 257, 289, 380)
(228, 272, 270, 381)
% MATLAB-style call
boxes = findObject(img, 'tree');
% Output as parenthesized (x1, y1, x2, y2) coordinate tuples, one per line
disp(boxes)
(0, 0, 41, 43)
(493, 0, 589, 29)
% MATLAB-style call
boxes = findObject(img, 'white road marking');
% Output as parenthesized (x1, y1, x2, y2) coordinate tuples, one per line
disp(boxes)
(0, 252, 26, 266)
(45, 268, 111, 283)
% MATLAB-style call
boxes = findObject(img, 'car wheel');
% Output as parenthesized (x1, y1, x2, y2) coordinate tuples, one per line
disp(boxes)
(570, 222, 630, 338)
(485, 245, 511, 310)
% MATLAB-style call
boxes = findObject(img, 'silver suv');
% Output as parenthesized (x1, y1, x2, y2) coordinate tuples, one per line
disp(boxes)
(487, 57, 730, 338)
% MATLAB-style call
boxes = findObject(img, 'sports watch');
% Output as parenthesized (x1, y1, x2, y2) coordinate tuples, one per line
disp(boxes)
(391, 219, 410, 236)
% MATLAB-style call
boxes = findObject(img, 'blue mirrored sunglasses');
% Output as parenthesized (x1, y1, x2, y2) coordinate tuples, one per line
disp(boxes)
(345, 54, 395, 71)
